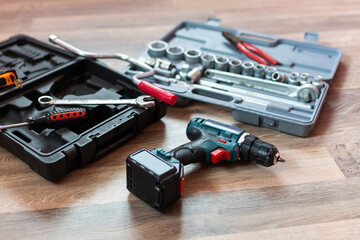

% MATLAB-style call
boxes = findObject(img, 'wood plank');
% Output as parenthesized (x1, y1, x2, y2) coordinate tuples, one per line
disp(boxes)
(190, 218, 360, 240)
(1, 177, 360, 239)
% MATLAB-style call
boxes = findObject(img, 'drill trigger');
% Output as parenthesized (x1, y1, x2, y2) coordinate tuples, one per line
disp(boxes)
(210, 148, 230, 164)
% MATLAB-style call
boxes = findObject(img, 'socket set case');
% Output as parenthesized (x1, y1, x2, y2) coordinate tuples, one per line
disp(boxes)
(126, 18, 341, 137)
(0, 35, 166, 182)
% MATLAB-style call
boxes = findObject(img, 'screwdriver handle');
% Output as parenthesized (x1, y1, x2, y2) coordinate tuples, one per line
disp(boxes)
(27, 108, 88, 130)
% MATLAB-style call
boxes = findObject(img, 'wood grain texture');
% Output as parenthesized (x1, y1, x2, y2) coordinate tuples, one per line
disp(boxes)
(0, 0, 359, 239)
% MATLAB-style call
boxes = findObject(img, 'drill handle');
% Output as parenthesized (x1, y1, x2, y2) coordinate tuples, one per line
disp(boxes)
(169, 139, 207, 166)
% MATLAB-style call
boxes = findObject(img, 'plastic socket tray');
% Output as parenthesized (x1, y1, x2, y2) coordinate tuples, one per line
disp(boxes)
(0, 35, 166, 182)
(125, 18, 341, 137)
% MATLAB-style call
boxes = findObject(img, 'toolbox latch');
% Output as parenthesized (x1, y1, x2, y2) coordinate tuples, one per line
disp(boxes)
(304, 31, 319, 44)
(206, 17, 221, 26)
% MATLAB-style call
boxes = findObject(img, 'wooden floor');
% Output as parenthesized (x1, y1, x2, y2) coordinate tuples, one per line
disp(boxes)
(1, 0, 360, 239)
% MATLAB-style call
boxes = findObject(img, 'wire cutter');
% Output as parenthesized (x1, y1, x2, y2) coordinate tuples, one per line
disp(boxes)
(222, 31, 280, 66)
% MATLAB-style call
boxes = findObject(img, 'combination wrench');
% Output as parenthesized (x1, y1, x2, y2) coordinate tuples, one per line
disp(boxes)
(38, 95, 156, 108)
(204, 69, 320, 103)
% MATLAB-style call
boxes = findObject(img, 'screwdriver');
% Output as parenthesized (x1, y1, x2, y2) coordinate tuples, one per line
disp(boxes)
(0, 108, 88, 130)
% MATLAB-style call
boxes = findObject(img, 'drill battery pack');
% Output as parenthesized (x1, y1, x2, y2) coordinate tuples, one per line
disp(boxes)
(126, 148, 184, 210)
(0, 35, 167, 182)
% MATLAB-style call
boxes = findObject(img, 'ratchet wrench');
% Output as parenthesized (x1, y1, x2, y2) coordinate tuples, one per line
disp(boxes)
(48, 35, 177, 105)
(38, 95, 156, 108)
(205, 69, 320, 102)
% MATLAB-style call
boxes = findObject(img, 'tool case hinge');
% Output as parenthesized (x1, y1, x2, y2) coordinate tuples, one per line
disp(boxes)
(304, 31, 319, 44)
(206, 17, 221, 26)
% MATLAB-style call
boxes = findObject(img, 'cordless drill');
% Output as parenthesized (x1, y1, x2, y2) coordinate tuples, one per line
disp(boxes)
(126, 118, 284, 210)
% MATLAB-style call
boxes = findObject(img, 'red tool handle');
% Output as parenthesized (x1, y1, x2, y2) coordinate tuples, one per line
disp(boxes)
(138, 80, 177, 105)
(236, 43, 269, 65)
(242, 42, 279, 65)
(27, 108, 88, 130)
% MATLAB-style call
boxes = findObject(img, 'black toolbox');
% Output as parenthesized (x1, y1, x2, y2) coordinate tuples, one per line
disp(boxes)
(0, 35, 166, 182)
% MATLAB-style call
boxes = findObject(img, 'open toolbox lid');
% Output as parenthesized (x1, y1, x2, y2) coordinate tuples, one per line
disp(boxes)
(125, 18, 342, 137)
(0, 34, 76, 100)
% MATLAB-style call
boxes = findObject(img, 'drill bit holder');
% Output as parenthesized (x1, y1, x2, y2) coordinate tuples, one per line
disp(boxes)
(124, 18, 341, 137)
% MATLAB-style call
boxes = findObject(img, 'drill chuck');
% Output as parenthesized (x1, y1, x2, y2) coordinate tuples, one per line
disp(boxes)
(240, 134, 282, 167)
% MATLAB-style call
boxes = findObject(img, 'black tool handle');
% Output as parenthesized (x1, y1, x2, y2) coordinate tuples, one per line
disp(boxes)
(169, 139, 208, 166)
(27, 108, 88, 130)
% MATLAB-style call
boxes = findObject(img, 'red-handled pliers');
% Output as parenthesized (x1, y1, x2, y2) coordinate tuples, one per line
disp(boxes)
(222, 31, 280, 66)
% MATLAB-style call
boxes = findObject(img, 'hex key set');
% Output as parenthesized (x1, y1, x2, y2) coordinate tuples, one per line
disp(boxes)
(125, 18, 342, 137)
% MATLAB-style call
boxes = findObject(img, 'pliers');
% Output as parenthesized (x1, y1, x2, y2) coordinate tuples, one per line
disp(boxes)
(222, 31, 280, 66)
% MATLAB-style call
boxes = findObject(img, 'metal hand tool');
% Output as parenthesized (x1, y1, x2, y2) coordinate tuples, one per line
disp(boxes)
(38, 95, 156, 108)
(229, 59, 242, 74)
(166, 46, 185, 60)
(0, 108, 87, 130)
(169, 74, 313, 111)
(198, 79, 313, 110)
(241, 61, 255, 76)
(48, 35, 177, 105)
(173, 65, 313, 110)
(288, 72, 300, 85)
(222, 31, 280, 65)
(312, 76, 325, 89)
(177, 64, 202, 84)
(201, 53, 215, 69)
(265, 66, 277, 80)
(254, 64, 266, 79)
(214, 56, 229, 71)
(300, 73, 311, 85)
(271, 71, 287, 83)
(138, 57, 173, 70)
(148, 40, 168, 57)
(174, 77, 272, 107)
(204, 69, 320, 102)
(184, 49, 202, 63)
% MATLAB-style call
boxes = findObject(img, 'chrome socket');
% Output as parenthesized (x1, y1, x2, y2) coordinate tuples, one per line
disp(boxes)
(271, 71, 288, 83)
(254, 64, 266, 79)
(166, 46, 185, 60)
(312, 75, 325, 89)
(186, 68, 202, 83)
(265, 67, 277, 80)
(300, 73, 311, 85)
(178, 64, 201, 83)
(184, 49, 202, 64)
(241, 61, 255, 76)
(139, 57, 173, 70)
(215, 56, 229, 71)
(148, 40, 168, 57)
(229, 59, 242, 74)
(288, 72, 300, 86)
(201, 53, 215, 69)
